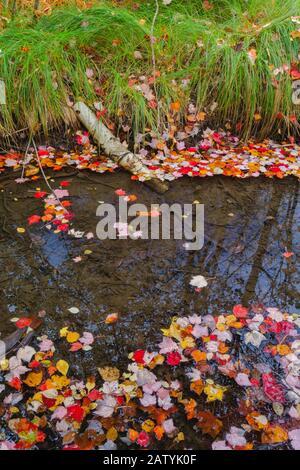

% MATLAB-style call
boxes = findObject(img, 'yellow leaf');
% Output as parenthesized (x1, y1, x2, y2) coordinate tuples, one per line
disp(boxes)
(51, 375, 70, 390)
(175, 432, 185, 442)
(161, 320, 182, 340)
(24, 370, 43, 387)
(9, 406, 19, 414)
(56, 359, 69, 376)
(86, 376, 95, 392)
(60, 327, 69, 338)
(142, 419, 155, 433)
(17, 227, 25, 233)
(106, 427, 118, 441)
(66, 331, 80, 343)
(204, 382, 227, 402)
(0, 359, 9, 371)
(277, 344, 290, 356)
(25, 165, 39, 177)
(180, 336, 195, 349)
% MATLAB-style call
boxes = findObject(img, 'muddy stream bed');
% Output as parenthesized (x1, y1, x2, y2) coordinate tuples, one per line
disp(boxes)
(0, 171, 299, 449)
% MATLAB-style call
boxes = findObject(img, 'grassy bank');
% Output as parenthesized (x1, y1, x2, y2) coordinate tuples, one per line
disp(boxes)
(0, 0, 299, 140)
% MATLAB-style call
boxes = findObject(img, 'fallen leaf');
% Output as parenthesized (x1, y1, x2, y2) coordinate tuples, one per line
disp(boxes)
(98, 366, 120, 382)
(197, 411, 223, 438)
(66, 331, 80, 343)
(189, 275, 208, 289)
(261, 424, 288, 444)
(23, 371, 43, 387)
(56, 360, 69, 376)
(105, 313, 119, 324)
(68, 307, 79, 314)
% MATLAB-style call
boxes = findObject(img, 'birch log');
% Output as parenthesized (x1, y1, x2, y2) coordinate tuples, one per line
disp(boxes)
(74, 102, 168, 193)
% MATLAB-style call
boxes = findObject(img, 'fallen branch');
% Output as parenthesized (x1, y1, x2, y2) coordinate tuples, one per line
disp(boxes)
(74, 102, 168, 194)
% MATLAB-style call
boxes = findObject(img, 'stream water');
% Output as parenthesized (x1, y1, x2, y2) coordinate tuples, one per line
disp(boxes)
(0, 171, 299, 378)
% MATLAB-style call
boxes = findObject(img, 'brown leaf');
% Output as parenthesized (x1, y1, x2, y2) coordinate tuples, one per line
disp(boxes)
(197, 411, 223, 438)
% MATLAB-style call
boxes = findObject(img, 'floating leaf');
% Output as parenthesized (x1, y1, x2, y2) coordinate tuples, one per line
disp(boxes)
(197, 411, 223, 438)
(66, 331, 80, 343)
(23, 371, 43, 387)
(56, 360, 69, 376)
(261, 424, 288, 444)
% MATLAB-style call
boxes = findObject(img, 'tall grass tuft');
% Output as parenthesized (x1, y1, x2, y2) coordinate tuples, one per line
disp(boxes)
(0, 0, 299, 140)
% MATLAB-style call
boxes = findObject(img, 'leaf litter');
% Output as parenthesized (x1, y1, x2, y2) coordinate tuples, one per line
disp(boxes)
(0, 302, 299, 450)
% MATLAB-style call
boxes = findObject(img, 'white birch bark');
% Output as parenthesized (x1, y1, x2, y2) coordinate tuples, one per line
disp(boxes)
(74, 102, 168, 193)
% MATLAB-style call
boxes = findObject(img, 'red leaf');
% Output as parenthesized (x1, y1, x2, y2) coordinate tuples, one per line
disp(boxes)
(133, 349, 145, 364)
(166, 351, 182, 366)
(67, 404, 85, 422)
(28, 215, 41, 225)
(9, 377, 22, 391)
(115, 188, 126, 196)
(34, 191, 47, 199)
(262, 373, 285, 403)
(37, 149, 49, 157)
(87, 389, 103, 401)
(233, 304, 248, 318)
(16, 317, 32, 329)
(57, 224, 69, 232)
(290, 68, 300, 80)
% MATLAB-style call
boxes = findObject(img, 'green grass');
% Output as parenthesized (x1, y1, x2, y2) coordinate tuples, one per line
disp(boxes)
(0, 0, 299, 140)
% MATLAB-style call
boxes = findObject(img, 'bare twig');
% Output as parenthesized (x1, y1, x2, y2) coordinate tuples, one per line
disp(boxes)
(32, 138, 67, 210)
(150, 0, 160, 129)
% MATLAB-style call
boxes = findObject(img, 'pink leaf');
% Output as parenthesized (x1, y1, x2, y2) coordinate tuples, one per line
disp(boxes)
(262, 373, 285, 403)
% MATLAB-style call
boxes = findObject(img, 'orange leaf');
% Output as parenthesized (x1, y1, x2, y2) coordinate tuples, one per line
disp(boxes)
(184, 399, 197, 420)
(153, 425, 165, 441)
(261, 424, 288, 444)
(128, 429, 139, 442)
(170, 101, 181, 112)
(190, 380, 204, 396)
(191, 350, 206, 362)
(23, 371, 43, 388)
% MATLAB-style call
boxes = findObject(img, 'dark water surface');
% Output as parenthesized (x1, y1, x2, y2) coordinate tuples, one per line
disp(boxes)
(0, 171, 299, 376)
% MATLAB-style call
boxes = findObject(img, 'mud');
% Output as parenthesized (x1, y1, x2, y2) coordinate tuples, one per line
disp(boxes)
(0, 171, 299, 379)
